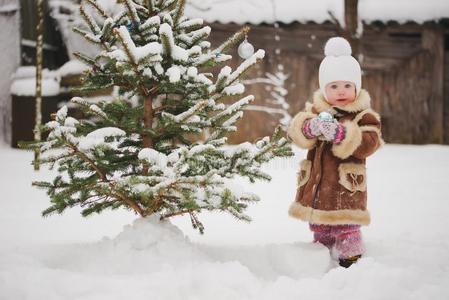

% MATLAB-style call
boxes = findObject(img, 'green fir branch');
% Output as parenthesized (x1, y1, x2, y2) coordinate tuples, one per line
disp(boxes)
(145, 0, 155, 15)
(123, 0, 141, 25)
(172, 0, 185, 26)
(79, 4, 101, 34)
(213, 26, 249, 55)
(73, 52, 97, 66)
(84, 0, 109, 19)
(161, 0, 177, 11)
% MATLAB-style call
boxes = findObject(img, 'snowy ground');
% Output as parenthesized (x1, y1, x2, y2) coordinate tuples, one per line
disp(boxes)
(1, 143, 449, 299)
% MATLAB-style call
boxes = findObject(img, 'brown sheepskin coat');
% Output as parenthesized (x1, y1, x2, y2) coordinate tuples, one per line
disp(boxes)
(287, 89, 384, 226)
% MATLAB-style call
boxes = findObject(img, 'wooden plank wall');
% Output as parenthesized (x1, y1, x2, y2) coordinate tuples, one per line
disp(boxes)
(208, 22, 448, 144)
(365, 51, 434, 143)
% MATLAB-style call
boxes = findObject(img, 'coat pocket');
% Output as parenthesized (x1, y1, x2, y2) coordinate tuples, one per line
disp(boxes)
(297, 159, 312, 188)
(338, 163, 367, 192)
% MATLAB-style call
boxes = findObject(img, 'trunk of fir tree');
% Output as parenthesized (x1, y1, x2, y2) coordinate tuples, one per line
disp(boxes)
(34, 0, 44, 170)
(142, 93, 153, 175)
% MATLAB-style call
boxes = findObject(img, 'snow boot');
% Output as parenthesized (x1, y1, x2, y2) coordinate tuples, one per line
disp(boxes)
(339, 254, 362, 268)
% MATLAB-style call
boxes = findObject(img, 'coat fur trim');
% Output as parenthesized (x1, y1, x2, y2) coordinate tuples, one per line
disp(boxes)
(304, 102, 314, 112)
(331, 120, 362, 159)
(288, 201, 370, 226)
(287, 111, 318, 149)
(354, 108, 381, 124)
(312, 89, 371, 113)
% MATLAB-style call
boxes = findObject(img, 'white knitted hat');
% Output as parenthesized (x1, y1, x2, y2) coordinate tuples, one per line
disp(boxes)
(318, 37, 361, 98)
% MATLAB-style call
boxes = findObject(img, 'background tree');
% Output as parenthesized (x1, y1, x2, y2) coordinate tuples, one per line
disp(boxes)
(25, 0, 292, 233)
(33, 0, 45, 170)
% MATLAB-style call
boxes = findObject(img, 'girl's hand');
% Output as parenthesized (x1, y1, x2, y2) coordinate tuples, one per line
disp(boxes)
(319, 120, 345, 143)
(302, 117, 322, 139)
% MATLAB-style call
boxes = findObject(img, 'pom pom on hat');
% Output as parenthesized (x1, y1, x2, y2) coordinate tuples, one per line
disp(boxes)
(324, 37, 352, 56)
(319, 37, 362, 99)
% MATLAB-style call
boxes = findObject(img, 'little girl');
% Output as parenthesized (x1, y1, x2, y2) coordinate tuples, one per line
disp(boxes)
(287, 37, 384, 268)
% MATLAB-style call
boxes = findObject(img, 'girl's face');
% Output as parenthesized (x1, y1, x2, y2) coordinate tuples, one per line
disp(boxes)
(324, 81, 356, 107)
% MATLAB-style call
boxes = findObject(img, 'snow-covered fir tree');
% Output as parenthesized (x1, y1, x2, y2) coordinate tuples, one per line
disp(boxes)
(26, 0, 292, 233)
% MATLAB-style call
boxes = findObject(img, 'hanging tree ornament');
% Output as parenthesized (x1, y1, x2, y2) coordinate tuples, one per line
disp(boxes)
(126, 21, 134, 31)
(238, 35, 255, 59)
(126, 21, 140, 32)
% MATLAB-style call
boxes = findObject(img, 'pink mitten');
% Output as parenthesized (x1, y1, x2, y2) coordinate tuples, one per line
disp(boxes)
(319, 120, 345, 143)
(302, 117, 322, 139)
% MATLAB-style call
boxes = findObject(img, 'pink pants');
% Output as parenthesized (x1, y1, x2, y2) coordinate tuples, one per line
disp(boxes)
(309, 224, 365, 259)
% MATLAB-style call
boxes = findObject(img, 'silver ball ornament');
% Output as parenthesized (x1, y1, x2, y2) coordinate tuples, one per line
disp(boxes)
(238, 39, 255, 59)
(318, 111, 334, 122)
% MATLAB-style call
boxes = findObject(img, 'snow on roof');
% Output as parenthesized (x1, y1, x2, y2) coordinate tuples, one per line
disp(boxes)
(184, 0, 449, 25)
(0, 3, 19, 13)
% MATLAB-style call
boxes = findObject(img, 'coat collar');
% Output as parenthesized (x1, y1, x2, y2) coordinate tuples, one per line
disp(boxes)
(312, 89, 371, 114)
